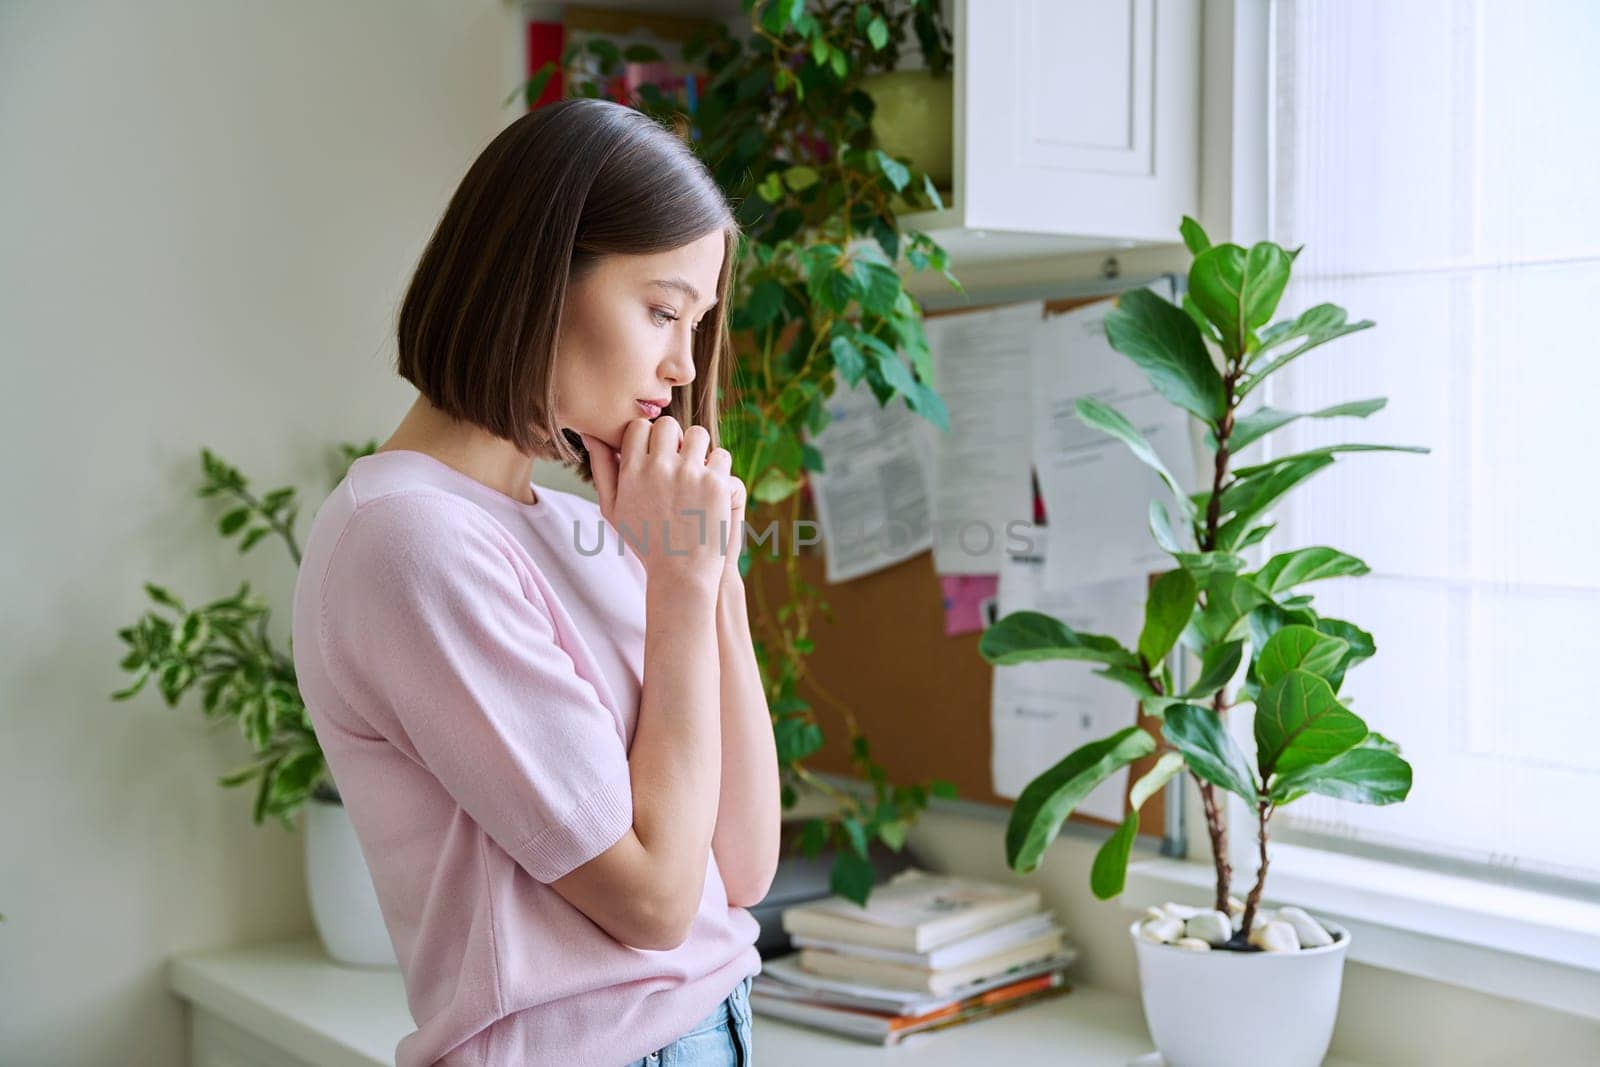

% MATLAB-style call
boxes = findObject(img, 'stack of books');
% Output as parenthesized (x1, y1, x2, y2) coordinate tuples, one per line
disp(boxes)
(752, 867, 1076, 1046)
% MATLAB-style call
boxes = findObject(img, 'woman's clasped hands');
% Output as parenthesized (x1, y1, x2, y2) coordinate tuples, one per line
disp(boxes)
(582, 417, 746, 597)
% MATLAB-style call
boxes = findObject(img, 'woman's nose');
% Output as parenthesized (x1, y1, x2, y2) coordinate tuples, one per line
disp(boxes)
(661, 341, 696, 388)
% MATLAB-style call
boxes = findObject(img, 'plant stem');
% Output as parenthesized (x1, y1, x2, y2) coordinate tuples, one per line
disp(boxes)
(1240, 799, 1274, 938)
(1196, 778, 1232, 915)
(1196, 365, 1244, 912)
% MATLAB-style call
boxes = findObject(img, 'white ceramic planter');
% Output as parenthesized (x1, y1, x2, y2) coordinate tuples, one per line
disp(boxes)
(1130, 916, 1349, 1067)
(305, 797, 398, 968)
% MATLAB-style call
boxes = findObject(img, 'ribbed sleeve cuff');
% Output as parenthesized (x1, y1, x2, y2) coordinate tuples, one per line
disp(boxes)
(518, 766, 635, 883)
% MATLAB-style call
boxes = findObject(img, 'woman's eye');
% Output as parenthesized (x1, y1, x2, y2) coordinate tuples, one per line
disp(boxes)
(651, 307, 702, 333)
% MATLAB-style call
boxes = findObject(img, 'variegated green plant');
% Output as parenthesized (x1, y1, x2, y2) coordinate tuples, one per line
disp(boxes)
(111, 443, 375, 830)
(979, 217, 1424, 940)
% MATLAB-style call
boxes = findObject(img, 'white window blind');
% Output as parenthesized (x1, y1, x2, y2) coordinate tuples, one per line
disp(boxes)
(1263, 0, 1600, 885)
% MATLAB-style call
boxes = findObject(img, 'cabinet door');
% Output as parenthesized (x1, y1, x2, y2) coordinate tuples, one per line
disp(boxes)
(960, 0, 1199, 243)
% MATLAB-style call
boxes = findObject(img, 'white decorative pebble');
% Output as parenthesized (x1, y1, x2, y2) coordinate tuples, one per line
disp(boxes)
(1184, 910, 1232, 945)
(1248, 919, 1301, 953)
(1226, 895, 1245, 916)
(1175, 937, 1212, 952)
(1161, 901, 1204, 920)
(1276, 906, 1334, 948)
(1140, 916, 1184, 943)
(1144, 906, 1169, 923)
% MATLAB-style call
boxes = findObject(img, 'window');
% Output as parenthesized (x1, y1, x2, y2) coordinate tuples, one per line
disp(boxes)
(1260, 0, 1600, 887)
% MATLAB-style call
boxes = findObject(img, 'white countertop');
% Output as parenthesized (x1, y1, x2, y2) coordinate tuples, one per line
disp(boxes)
(167, 938, 1366, 1066)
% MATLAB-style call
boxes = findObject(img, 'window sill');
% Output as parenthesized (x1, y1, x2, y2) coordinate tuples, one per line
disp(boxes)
(1123, 844, 1600, 1021)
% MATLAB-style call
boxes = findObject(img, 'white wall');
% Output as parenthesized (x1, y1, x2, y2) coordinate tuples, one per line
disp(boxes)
(0, 2, 589, 1063)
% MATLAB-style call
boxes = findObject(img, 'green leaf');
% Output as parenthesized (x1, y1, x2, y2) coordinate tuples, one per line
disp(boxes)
(1231, 444, 1430, 482)
(1256, 625, 1348, 686)
(1149, 500, 1182, 552)
(1103, 288, 1226, 422)
(1182, 638, 1245, 700)
(1163, 704, 1259, 802)
(1004, 726, 1156, 874)
(1179, 215, 1211, 256)
(1271, 737, 1412, 806)
(854, 260, 901, 315)
(921, 173, 945, 212)
(217, 508, 251, 537)
(1138, 569, 1197, 666)
(1180, 296, 1220, 348)
(751, 468, 802, 504)
(1132, 751, 1187, 810)
(1188, 574, 1269, 646)
(840, 816, 870, 859)
(980, 611, 1138, 669)
(238, 526, 273, 554)
(1094, 663, 1159, 702)
(745, 279, 788, 331)
(1172, 550, 1247, 582)
(144, 582, 185, 612)
(830, 850, 877, 905)
(1236, 523, 1276, 549)
(110, 669, 150, 701)
(1254, 669, 1368, 777)
(873, 149, 910, 192)
(829, 333, 868, 385)
(1214, 454, 1336, 549)
(1253, 546, 1369, 594)
(1091, 810, 1141, 900)
(1314, 616, 1376, 692)
(177, 613, 209, 655)
(867, 14, 889, 49)
(1227, 398, 1388, 452)
(1188, 242, 1293, 355)
(1075, 397, 1194, 519)
(1240, 303, 1375, 395)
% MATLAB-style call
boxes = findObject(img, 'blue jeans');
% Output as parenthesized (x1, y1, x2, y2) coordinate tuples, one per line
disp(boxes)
(623, 973, 754, 1067)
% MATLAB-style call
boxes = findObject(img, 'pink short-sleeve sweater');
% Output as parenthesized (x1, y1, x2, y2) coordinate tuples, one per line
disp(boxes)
(289, 448, 762, 1067)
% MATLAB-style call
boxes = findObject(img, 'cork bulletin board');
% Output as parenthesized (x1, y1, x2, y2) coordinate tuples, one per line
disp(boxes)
(751, 291, 1170, 838)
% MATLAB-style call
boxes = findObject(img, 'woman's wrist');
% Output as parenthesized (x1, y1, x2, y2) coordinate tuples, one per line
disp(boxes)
(716, 571, 750, 627)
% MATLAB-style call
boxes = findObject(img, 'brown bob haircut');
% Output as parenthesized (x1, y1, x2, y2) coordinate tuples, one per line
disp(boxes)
(396, 97, 740, 484)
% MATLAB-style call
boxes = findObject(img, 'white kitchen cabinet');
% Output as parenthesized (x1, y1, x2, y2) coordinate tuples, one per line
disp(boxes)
(904, 0, 1201, 263)
(544, 0, 1204, 264)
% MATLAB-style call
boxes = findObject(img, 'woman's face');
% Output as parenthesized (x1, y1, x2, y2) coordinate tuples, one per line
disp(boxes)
(553, 230, 725, 451)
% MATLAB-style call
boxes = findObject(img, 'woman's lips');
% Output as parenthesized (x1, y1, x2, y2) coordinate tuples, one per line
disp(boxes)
(636, 400, 664, 418)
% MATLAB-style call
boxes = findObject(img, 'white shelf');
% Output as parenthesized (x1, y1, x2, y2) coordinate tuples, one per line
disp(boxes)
(168, 937, 1378, 1065)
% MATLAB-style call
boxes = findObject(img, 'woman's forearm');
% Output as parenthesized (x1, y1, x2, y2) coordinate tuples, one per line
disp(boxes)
(711, 576, 781, 908)
(628, 579, 723, 936)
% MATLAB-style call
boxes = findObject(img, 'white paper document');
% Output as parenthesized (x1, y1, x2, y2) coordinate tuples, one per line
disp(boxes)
(923, 300, 1042, 575)
(1029, 293, 1199, 592)
(806, 372, 935, 583)
(989, 528, 1147, 822)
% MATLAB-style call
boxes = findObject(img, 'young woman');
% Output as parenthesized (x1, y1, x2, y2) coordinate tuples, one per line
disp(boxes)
(290, 98, 779, 1067)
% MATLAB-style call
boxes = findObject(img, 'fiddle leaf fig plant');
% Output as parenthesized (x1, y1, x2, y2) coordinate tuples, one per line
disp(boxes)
(980, 217, 1425, 942)
(527, 0, 964, 903)
(111, 443, 376, 830)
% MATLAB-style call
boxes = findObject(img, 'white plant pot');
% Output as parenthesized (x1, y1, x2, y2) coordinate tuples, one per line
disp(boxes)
(1130, 916, 1349, 1067)
(305, 797, 397, 968)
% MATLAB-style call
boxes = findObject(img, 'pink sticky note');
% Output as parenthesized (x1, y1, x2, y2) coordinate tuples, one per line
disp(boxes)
(940, 574, 999, 637)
